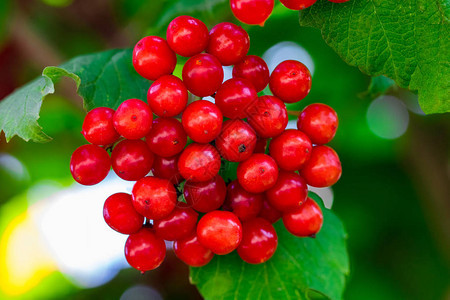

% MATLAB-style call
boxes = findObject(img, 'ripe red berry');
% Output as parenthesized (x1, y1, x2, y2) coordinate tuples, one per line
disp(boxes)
(224, 180, 263, 221)
(297, 103, 338, 145)
(153, 207, 198, 241)
(282, 197, 323, 237)
(182, 100, 223, 143)
(232, 55, 270, 92)
(300, 145, 342, 187)
(237, 153, 278, 193)
(254, 136, 268, 153)
(82, 107, 119, 145)
(215, 78, 257, 119)
(265, 171, 308, 212)
(166, 15, 209, 57)
(269, 129, 312, 171)
(146, 118, 187, 157)
(216, 119, 257, 162)
(247, 95, 288, 138)
(280, 0, 317, 10)
(111, 139, 154, 181)
(182, 53, 224, 97)
(197, 210, 243, 255)
(103, 193, 144, 234)
(113, 99, 153, 140)
(183, 175, 227, 212)
(259, 199, 282, 223)
(237, 218, 277, 264)
(230, 0, 274, 26)
(70, 144, 110, 185)
(178, 143, 221, 182)
(147, 75, 188, 117)
(132, 36, 176, 81)
(269, 60, 312, 103)
(125, 227, 166, 271)
(173, 232, 214, 267)
(206, 22, 250, 66)
(151, 154, 184, 185)
(132, 176, 177, 220)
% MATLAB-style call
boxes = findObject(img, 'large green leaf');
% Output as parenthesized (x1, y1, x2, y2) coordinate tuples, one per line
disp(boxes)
(299, 0, 450, 114)
(190, 194, 349, 300)
(0, 49, 149, 142)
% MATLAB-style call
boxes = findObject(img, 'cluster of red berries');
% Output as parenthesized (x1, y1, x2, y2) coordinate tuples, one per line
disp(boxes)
(230, 0, 351, 26)
(69, 15, 342, 272)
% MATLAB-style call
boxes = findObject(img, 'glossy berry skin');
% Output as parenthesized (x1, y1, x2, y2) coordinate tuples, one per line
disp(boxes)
(232, 55, 270, 92)
(132, 176, 177, 220)
(147, 75, 188, 117)
(178, 143, 221, 182)
(132, 36, 176, 81)
(206, 22, 250, 66)
(182, 53, 224, 97)
(297, 103, 338, 145)
(224, 180, 263, 221)
(113, 99, 153, 140)
(183, 175, 227, 212)
(230, 0, 274, 26)
(70, 144, 110, 185)
(283, 197, 323, 237)
(269, 129, 312, 171)
(146, 118, 187, 157)
(153, 207, 198, 241)
(216, 119, 257, 162)
(173, 232, 214, 267)
(280, 0, 317, 10)
(197, 211, 243, 255)
(265, 171, 308, 212)
(182, 100, 223, 143)
(237, 153, 278, 193)
(166, 15, 209, 57)
(237, 218, 277, 264)
(82, 107, 119, 145)
(269, 60, 312, 103)
(151, 154, 183, 185)
(300, 145, 342, 187)
(125, 227, 166, 272)
(111, 139, 154, 181)
(215, 78, 257, 119)
(103, 193, 144, 234)
(259, 199, 282, 224)
(247, 95, 288, 138)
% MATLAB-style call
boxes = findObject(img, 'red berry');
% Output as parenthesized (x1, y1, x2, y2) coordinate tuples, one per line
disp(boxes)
(216, 119, 257, 162)
(113, 99, 153, 140)
(166, 15, 209, 57)
(269, 129, 312, 171)
(70, 144, 110, 185)
(224, 180, 263, 221)
(215, 78, 257, 119)
(147, 75, 188, 117)
(146, 118, 187, 157)
(173, 232, 214, 267)
(182, 53, 224, 97)
(300, 145, 342, 187)
(259, 199, 282, 223)
(182, 100, 223, 143)
(153, 207, 198, 241)
(132, 176, 177, 220)
(269, 60, 311, 103)
(232, 55, 270, 92)
(132, 36, 176, 81)
(151, 154, 184, 185)
(82, 107, 119, 145)
(237, 218, 277, 264)
(183, 175, 227, 212)
(230, 0, 274, 26)
(247, 95, 288, 138)
(254, 136, 268, 153)
(197, 210, 243, 255)
(280, 0, 317, 10)
(103, 193, 144, 234)
(111, 139, 154, 181)
(282, 197, 323, 237)
(297, 103, 338, 145)
(237, 153, 278, 193)
(178, 143, 221, 182)
(125, 227, 166, 271)
(206, 22, 250, 66)
(265, 171, 308, 212)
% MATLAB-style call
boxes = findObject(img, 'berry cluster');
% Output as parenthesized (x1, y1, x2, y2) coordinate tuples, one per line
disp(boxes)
(70, 15, 342, 272)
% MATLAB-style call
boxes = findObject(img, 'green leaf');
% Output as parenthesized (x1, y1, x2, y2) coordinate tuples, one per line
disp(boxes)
(299, 0, 450, 114)
(360, 75, 396, 100)
(190, 194, 349, 300)
(0, 49, 149, 142)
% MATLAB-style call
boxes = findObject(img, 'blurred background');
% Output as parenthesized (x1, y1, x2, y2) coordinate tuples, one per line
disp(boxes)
(0, 0, 449, 299)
